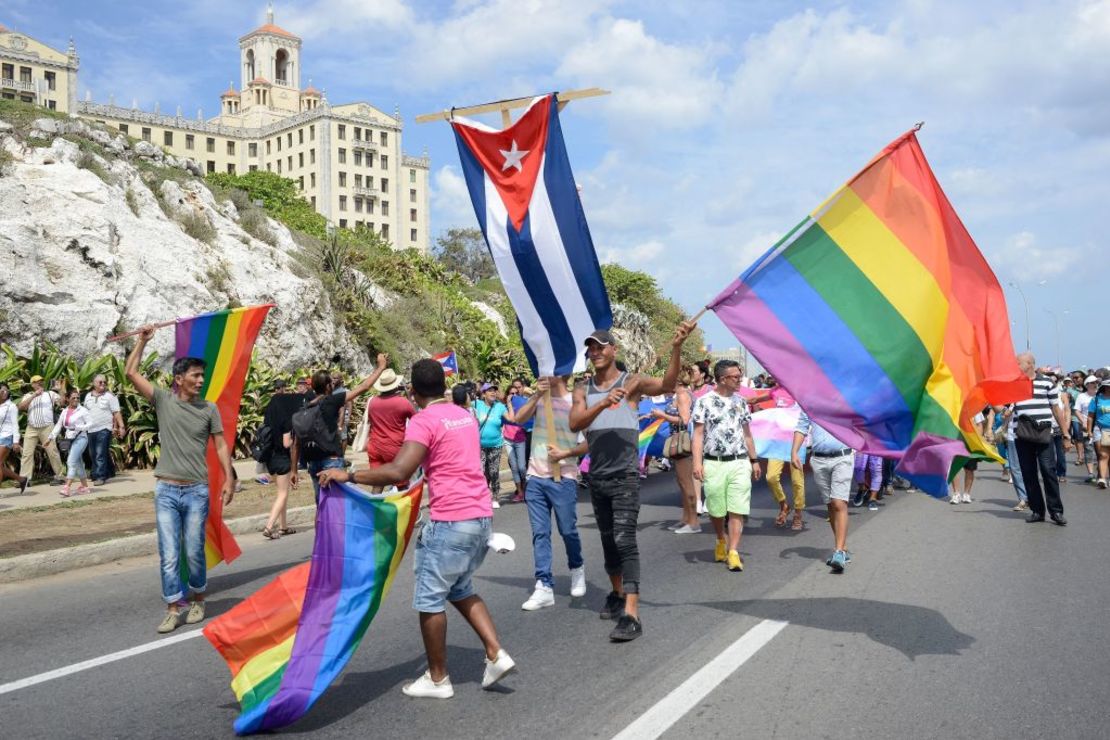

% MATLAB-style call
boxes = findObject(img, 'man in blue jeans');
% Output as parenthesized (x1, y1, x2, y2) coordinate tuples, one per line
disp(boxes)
(83, 374, 125, 485)
(126, 325, 235, 634)
(508, 376, 588, 610)
(319, 359, 515, 699)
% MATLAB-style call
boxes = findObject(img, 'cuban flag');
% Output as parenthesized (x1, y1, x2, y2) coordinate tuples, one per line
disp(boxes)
(433, 350, 459, 376)
(452, 94, 612, 376)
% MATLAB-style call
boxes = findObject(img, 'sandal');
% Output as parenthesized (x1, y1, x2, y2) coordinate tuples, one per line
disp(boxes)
(278, 527, 297, 536)
(791, 514, 804, 531)
(774, 507, 789, 527)
(262, 526, 281, 540)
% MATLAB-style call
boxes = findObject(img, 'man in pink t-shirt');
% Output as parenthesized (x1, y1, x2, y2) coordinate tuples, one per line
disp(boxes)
(318, 359, 514, 700)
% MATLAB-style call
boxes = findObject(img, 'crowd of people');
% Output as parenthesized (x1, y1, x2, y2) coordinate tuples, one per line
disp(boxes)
(11, 319, 1105, 700)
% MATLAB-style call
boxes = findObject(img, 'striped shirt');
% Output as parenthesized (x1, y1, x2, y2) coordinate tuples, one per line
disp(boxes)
(527, 392, 580, 480)
(1012, 375, 1059, 430)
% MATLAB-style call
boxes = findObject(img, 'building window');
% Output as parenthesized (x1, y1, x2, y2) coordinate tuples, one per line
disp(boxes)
(119, 123, 129, 135)
(381, 223, 389, 239)
(0, 63, 11, 80)
(381, 200, 389, 216)
(287, 155, 292, 170)
(309, 124, 315, 140)
(277, 137, 282, 152)
(19, 66, 31, 83)
(277, 160, 282, 173)
(160, 131, 171, 146)
(266, 140, 272, 155)
(207, 160, 216, 173)
(337, 124, 346, 140)
(354, 151, 362, 166)
(380, 131, 388, 146)
(355, 174, 363, 188)
(46, 100, 56, 110)
(339, 172, 347, 187)
(381, 155, 389, 170)
(267, 163, 272, 171)
(310, 172, 316, 187)
(227, 163, 236, 173)
(381, 178, 389, 192)
(298, 176, 304, 190)
(355, 197, 363, 212)
(185, 134, 194, 150)
(409, 188, 417, 203)
(411, 228, 418, 242)
(354, 126, 361, 140)
(311, 196, 316, 208)
(249, 143, 257, 157)
(340, 219, 347, 229)
(45, 71, 56, 91)
(227, 141, 235, 155)
(338, 148, 346, 164)
(142, 127, 152, 142)
(367, 199, 375, 215)
(287, 132, 292, 147)
(310, 148, 316, 164)
(367, 153, 375, 167)
(249, 164, 258, 172)
(339, 196, 347, 211)
(298, 152, 304, 168)
(206, 137, 215, 153)
(298, 128, 304, 144)
(410, 208, 417, 222)
(409, 168, 416, 183)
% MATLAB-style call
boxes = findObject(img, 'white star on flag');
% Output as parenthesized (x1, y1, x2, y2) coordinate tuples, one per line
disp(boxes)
(500, 140, 529, 172)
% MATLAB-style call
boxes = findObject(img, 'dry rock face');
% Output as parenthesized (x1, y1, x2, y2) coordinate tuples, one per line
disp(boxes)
(0, 117, 379, 371)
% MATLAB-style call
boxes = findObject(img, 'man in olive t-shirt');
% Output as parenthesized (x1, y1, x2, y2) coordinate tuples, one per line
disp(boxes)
(127, 325, 235, 634)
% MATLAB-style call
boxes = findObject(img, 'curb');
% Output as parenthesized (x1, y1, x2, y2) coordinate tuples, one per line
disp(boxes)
(0, 505, 318, 585)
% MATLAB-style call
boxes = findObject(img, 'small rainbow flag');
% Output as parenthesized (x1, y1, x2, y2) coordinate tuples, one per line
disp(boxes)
(708, 129, 1029, 494)
(638, 418, 666, 462)
(174, 304, 272, 568)
(204, 477, 424, 735)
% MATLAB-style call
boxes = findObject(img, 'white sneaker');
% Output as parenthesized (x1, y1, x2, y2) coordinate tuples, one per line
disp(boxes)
(961, 493, 972, 504)
(402, 670, 454, 699)
(673, 524, 702, 534)
(521, 581, 554, 611)
(949, 496, 960, 505)
(492, 500, 501, 509)
(569, 566, 586, 597)
(481, 649, 517, 689)
(666, 522, 683, 531)
(696, 499, 708, 515)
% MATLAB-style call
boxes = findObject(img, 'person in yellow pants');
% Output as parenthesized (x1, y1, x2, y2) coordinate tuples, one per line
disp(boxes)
(767, 459, 805, 530)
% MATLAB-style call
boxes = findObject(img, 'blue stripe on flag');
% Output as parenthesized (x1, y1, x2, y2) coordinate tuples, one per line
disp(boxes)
(508, 213, 579, 375)
(455, 135, 488, 242)
(543, 98, 612, 330)
(516, 318, 540, 376)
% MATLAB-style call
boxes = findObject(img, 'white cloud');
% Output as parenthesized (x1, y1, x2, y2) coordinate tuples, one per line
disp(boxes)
(277, 0, 414, 39)
(599, 239, 664, 266)
(988, 231, 1083, 282)
(431, 165, 478, 228)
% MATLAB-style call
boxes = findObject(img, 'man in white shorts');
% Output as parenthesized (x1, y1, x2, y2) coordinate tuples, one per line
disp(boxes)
(792, 411, 854, 573)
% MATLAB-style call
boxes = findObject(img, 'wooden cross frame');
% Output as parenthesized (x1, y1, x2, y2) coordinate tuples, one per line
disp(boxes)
(414, 87, 610, 127)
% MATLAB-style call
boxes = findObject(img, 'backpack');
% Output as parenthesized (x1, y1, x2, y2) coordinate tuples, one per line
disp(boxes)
(292, 401, 338, 453)
(250, 423, 274, 462)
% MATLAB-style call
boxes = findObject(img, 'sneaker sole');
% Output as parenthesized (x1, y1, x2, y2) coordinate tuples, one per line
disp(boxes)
(609, 629, 643, 642)
(521, 601, 554, 611)
(482, 664, 516, 689)
(830, 561, 845, 573)
(402, 687, 454, 699)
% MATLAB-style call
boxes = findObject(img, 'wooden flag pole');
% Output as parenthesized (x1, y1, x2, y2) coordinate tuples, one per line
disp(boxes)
(106, 319, 177, 343)
(542, 382, 561, 482)
(415, 87, 610, 125)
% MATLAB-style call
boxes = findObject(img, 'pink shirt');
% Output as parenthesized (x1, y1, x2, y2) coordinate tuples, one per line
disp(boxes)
(405, 401, 493, 522)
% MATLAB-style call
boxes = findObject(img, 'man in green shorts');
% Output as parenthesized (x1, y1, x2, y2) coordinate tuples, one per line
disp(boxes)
(691, 360, 761, 572)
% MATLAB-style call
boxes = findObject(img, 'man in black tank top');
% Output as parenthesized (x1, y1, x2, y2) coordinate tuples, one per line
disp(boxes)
(570, 322, 694, 641)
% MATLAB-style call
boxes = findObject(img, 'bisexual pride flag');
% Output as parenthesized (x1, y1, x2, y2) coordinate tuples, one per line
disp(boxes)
(452, 94, 612, 376)
(433, 350, 458, 376)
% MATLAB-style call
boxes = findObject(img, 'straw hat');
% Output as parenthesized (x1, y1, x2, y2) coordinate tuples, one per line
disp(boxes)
(374, 369, 403, 393)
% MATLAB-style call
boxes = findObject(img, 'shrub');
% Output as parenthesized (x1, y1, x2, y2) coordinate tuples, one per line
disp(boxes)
(125, 188, 140, 216)
(179, 210, 216, 245)
(239, 207, 277, 246)
(76, 151, 112, 184)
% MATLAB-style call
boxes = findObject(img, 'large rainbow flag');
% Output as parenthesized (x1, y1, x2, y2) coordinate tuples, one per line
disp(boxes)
(174, 304, 272, 568)
(708, 129, 1029, 494)
(204, 477, 424, 734)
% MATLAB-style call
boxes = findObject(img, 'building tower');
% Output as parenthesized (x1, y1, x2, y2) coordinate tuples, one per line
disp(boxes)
(238, 3, 302, 114)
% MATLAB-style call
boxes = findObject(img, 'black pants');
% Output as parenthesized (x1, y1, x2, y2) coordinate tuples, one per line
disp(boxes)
(1052, 434, 1067, 477)
(1015, 438, 1063, 517)
(588, 472, 641, 594)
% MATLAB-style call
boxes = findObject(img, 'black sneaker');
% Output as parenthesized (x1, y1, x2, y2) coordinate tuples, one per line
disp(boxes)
(851, 490, 866, 507)
(19, 476, 29, 495)
(599, 591, 626, 620)
(609, 614, 642, 642)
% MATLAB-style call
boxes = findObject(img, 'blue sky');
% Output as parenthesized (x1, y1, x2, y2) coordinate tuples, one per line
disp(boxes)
(6, 0, 1106, 370)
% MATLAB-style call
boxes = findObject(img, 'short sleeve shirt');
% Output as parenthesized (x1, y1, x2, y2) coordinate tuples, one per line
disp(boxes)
(367, 393, 416, 456)
(152, 387, 223, 483)
(22, 391, 60, 428)
(83, 391, 120, 433)
(692, 391, 752, 457)
(473, 400, 509, 449)
(405, 402, 493, 521)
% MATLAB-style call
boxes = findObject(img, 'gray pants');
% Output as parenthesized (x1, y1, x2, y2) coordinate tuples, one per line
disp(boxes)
(811, 452, 855, 504)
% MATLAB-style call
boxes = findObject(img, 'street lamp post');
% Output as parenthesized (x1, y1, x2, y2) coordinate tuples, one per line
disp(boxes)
(1008, 281, 1030, 350)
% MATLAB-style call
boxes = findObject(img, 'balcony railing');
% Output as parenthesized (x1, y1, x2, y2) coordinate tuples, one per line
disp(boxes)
(1, 78, 37, 93)
(351, 137, 378, 151)
(274, 78, 291, 87)
(353, 186, 378, 198)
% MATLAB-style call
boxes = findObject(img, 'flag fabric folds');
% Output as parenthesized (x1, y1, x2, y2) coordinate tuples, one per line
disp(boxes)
(708, 129, 1029, 495)
(204, 477, 424, 735)
(174, 304, 272, 567)
(451, 93, 612, 376)
(433, 350, 458, 376)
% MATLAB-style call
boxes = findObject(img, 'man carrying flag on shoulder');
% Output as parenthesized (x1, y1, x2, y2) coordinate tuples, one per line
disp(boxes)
(126, 325, 234, 634)
(570, 322, 694, 642)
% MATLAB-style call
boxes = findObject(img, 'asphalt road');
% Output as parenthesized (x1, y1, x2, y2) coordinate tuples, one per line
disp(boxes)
(2, 462, 1108, 739)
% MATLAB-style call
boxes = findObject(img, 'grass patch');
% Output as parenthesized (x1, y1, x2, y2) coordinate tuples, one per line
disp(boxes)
(240, 206, 277, 246)
(25, 135, 51, 148)
(0, 147, 12, 176)
(205, 259, 233, 295)
(179, 210, 216, 244)
(76, 151, 113, 184)
(125, 187, 140, 216)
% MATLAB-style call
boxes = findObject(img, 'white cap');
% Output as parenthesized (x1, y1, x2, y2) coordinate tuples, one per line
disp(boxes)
(1085, 375, 1099, 385)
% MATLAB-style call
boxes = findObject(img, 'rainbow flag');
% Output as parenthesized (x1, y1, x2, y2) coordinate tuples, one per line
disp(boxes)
(204, 477, 424, 734)
(174, 304, 272, 567)
(708, 129, 1029, 495)
(638, 418, 666, 462)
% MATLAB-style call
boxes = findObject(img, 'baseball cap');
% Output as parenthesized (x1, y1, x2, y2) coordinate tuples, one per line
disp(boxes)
(1102, 378, 1110, 389)
(584, 329, 616, 347)
(480, 382, 496, 392)
(295, 376, 309, 386)
(1085, 375, 1099, 385)
(272, 379, 287, 391)
(29, 375, 44, 383)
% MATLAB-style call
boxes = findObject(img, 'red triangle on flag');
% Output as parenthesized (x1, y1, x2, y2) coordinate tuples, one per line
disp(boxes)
(452, 95, 551, 232)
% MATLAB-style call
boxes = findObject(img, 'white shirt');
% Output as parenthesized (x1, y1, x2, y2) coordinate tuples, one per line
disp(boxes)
(50, 406, 90, 441)
(1075, 392, 1094, 424)
(22, 390, 60, 428)
(0, 400, 20, 445)
(83, 390, 121, 433)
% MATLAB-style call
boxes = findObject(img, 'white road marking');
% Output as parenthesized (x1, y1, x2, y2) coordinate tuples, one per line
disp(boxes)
(0, 628, 205, 696)
(612, 618, 789, 740)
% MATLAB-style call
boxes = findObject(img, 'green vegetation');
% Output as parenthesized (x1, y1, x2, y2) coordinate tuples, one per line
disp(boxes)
(602, 263, 706, 369)
(125, 188, 140, 216)
(178, 210, 216, 244)
(75, 151, 112, 184)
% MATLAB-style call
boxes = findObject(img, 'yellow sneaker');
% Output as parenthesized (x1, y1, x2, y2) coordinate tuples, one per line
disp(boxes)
(714, 539, 727, 562)
(727, 550, 744, 572)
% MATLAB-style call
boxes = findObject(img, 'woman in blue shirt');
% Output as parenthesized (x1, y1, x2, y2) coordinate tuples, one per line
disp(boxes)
(473, 383, 510, 507)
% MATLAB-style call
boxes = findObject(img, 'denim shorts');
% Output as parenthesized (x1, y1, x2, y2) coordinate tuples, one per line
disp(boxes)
(412, 517, 492, 613)
(0, 436, 12, 448)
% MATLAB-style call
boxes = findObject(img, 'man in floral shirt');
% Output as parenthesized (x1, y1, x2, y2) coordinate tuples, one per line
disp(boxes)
(692, 360, 762, 572)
